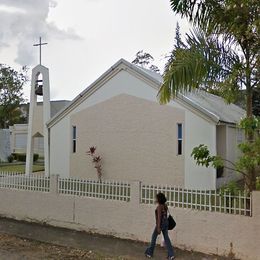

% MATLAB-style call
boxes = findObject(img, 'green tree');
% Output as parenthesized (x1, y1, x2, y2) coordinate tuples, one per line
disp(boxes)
(236, 89, 260, 116)
(132, 50, 160, 73)
(174, 22, 184, 49)
(191, 117, 260, 191)
(0, 64, 27, 128)
(159, 0, 259, 191)
(160, 0, 259, 120)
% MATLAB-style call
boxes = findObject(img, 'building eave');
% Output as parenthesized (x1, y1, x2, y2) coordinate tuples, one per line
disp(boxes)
(46, 58, 241, 129)
(46, 59, 161, 128)
(176, 94, 220, 123)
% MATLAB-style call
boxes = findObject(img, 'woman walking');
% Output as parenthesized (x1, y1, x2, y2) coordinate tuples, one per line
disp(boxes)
(145, 193, 175, 259)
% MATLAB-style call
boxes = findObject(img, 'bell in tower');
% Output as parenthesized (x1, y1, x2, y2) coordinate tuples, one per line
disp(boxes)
(35, 79, 43, 96)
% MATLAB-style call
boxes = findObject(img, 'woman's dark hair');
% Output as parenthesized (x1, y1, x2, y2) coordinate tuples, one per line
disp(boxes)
(156, 192, 167, 204)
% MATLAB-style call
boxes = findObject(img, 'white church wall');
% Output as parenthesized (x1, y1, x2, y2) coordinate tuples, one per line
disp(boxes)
(50, 68, 216, 189)
(50, 118, 71, 177)
(166, 101, 217, 189)
(70, 94, 185, 185)
(183, 111, 216, 189)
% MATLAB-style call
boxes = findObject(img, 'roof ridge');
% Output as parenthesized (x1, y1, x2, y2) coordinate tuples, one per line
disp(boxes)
(47, 58, 245, 128)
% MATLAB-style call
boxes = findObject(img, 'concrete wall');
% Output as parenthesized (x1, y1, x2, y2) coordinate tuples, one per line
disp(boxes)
(50, 67, 217, 189)
(70, 94, 185, 185)
(0, 179, 259, 260)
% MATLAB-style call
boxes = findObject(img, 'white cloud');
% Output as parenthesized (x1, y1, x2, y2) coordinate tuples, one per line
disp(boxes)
(0, 0, 81, 65)
(0, 4, 25, 13)
(1, 0, 191, 101)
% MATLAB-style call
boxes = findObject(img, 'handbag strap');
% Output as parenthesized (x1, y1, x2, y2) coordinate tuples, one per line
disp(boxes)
(167, 206, 171, 216)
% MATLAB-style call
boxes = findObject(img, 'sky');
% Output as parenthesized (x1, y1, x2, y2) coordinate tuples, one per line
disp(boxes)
(0, 0, 190, 101)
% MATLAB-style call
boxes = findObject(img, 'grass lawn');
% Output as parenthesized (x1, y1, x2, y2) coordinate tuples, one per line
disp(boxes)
(0, 164, 44, 173)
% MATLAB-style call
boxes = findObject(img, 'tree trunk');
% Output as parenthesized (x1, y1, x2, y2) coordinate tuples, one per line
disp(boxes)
(246, 90, 253, 118)
(249, 168, 257, 191)
(245, 54, 256, 192)
(246, 89, 254, 141)
(245, 48, 253, 119)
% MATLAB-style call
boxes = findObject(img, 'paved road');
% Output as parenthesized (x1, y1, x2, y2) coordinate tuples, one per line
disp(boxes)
(0, 217, 231, 259)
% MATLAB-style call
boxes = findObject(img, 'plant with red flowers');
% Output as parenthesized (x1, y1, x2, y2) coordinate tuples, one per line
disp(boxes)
(86, 146, 102, 180)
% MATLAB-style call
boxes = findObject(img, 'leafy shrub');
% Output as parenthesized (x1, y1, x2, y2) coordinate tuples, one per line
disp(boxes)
(7, 155, 14, 163)
(11, 153, 17, 160)
(86, 146, 102, 180)
(33, 153, 39, 162)
(17, 153, 26, 162)
(13, 153, 39, 162)
(220, 181, 241, 196)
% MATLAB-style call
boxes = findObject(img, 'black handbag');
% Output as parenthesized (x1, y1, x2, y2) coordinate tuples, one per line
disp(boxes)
(168, 210, 176, 230)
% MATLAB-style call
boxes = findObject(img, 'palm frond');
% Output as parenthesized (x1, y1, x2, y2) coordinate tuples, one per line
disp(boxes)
(159, 48, 207, 104)
(158, 28, 242, 104)
(169, 0, 222, 32)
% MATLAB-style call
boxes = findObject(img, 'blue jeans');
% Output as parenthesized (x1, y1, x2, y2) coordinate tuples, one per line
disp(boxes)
(145, 220, 174, 257)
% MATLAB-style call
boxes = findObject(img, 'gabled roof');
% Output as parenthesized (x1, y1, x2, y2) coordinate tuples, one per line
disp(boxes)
(50, 100, 71, 117)
(47, 59, 245, 128)
(130, 62, 245, 124)
(179, 91, 245, 124)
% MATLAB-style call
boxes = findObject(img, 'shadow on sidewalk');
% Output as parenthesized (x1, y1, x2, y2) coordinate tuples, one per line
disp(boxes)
(0, 217, 230, 260)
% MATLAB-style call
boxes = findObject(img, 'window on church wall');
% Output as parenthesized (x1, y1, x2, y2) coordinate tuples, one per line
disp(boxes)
(72, 126, 76, 153)
(177, 123, 183, 155)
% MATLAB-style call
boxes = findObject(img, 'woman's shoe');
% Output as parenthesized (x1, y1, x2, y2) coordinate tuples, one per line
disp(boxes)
(169, 257, 175, 260)
(145, 254, 152, 258)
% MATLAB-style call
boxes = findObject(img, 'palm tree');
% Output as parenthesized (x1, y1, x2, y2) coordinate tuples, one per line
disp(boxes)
(160, 28, 242, 104)
(159, 0, 259, 122)
(159, 0, 259, 191)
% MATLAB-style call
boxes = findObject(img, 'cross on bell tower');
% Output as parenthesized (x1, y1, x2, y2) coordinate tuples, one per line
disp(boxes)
(26, 37, 51, 176)
(33, 37, 48, 65)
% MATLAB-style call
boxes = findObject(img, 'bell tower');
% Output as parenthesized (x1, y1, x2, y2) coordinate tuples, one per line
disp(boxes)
(25, 37, 50, 176)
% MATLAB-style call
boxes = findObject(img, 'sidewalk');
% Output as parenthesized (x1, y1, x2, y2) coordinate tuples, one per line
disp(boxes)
(0, 217, 228, 259)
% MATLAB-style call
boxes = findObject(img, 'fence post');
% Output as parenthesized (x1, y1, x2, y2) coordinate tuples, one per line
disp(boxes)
(130, 181, 141, 206)
(252, 191, 260, 218)
(50, 174, 59, 195)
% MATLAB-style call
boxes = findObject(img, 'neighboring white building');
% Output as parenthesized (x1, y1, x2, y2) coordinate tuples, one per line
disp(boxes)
(47, 59, 245, 190)
(0, 129, 11, 162)
(9, 100, 70, 156)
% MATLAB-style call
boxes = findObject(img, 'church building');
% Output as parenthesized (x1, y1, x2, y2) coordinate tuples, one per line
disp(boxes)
(46, 59, 245, 190)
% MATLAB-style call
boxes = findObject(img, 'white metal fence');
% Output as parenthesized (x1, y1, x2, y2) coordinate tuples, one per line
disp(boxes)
(141, 184, 252, 216)
(58, 178, 131, 202)
(0, 172, 22, 176)
(0, 172, 50, 192)
(0, 173, 253, 215)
